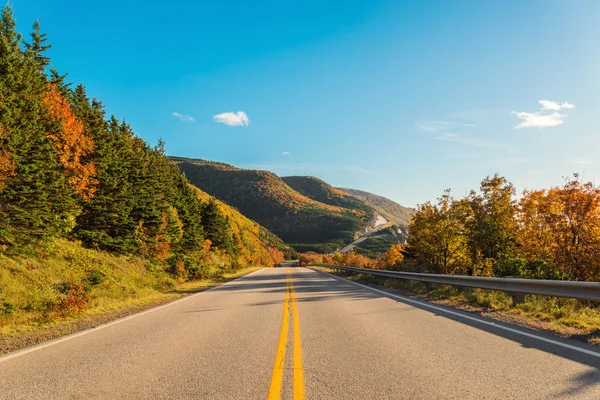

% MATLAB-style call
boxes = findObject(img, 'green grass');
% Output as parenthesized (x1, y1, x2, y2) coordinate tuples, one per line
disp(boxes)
(0, 239, 262, 337)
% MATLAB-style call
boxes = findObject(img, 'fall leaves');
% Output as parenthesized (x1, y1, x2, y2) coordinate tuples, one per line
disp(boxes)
(0, 123, 15, 191)
(517, 176, 600, 281)
(408, 174, 600, 281)
(307, 174, 600, 283)
(42, 84, 97, 200)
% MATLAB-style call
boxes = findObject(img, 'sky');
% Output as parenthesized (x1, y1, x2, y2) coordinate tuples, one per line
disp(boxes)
(11, 0, 600, 207)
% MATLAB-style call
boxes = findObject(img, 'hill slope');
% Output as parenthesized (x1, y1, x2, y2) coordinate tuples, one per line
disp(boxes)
(190, 185, 295, 261)
(337, 188, 415, 227)
(172, 158, 371, 252)
(281, 176, 372, 214)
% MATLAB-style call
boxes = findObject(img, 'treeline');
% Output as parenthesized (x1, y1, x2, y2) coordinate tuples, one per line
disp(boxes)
(0, 7, 286, 276)
(298, 243, 404, 270)
(302, 174, 600, 283)
(407, 174, 600, 281)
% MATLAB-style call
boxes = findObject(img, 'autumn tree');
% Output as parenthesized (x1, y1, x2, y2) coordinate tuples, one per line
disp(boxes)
(518, 175, 600, 280)
(42, 83, 97, 200)
(407, 191, 470, 274)
(467, 175, 519, 276)
(383, 243, 404, 270)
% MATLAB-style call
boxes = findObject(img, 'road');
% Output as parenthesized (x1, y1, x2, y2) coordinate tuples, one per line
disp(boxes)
(339, 215, 388, 253)
(1, 267, 600, 399)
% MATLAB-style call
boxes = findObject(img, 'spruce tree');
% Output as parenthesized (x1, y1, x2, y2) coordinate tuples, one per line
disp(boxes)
(201, 198, 235, 252)
(0, 8, 78, 245)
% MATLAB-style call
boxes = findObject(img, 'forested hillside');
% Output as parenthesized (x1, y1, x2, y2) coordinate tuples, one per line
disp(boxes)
(172, 157, 371, 252)
(0, 6, 290, 330)
(282, 176, 372, 214)
(337, 188, 415, 226)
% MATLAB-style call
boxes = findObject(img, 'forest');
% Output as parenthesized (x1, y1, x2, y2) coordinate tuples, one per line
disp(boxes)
(0, 6, 289, 331)
(306, 174, 600, 283)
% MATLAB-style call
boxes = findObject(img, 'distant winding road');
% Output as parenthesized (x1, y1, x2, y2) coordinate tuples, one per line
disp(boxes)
(1, 267, 600, 399)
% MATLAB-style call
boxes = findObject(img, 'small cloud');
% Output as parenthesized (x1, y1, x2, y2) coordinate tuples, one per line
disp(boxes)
(512, 111, 566, 129)
(213, 111, 249, 127)
(171, 112, 195, 122)
(436, 132, 500, 148)
(539, 100, 575, 111)
(415, 120, 477, 132)
(512, 100, 575, 129)
(282, 151, 291, 156)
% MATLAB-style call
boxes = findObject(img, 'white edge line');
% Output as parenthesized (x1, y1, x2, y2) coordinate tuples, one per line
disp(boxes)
(0, 268, 267, 363)
(312, 268, 600, 359)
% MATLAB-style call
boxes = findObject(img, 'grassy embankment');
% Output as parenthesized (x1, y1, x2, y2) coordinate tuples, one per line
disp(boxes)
(0, 239, 262, 353)
(317, 267, 600, 345)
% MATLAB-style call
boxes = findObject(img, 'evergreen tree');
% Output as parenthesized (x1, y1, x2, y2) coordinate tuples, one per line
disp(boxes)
(74, 110, 137, 252)
(201, 198, 235, 252)
(0, 8, 78, 245)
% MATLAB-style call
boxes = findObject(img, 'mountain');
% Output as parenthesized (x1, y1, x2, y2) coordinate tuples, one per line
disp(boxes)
(281, 176, 371, 214)
(172, 157, 371, 253)
(190, 185, 295, 260)
(336, 188, 415, 227)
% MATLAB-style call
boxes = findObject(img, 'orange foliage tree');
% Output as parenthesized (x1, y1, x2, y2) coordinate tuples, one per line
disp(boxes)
(383, 243, 404, 269)
(42, 84, 97, 200)
(0, 123, 15, 191)
(267, 247, 285, 266)
(518, 175, 600, 281)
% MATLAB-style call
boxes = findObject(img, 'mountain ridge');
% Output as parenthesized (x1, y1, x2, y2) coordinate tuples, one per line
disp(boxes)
(171, 156, 413, 253)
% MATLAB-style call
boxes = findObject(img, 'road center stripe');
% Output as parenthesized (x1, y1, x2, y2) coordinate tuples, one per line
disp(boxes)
(291, 274, 306, 400)
(267, 271, 290, 400)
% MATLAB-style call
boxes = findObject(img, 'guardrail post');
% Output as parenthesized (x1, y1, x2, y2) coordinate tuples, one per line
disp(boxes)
(509, 292, 526, 306)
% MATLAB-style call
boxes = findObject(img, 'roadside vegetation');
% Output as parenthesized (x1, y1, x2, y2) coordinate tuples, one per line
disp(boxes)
(0, 239, 261, 337)
(302, 173, 600, 343)
(0, 6, 290, 339)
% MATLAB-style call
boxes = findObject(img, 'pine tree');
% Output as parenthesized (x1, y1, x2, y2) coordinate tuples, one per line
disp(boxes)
(74, 109, 137, 252)
(0, 8, 78, 245)
(201, 198, 235, 252)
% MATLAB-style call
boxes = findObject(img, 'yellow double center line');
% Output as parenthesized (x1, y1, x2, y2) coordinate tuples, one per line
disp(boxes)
(267, 268, 305, 400)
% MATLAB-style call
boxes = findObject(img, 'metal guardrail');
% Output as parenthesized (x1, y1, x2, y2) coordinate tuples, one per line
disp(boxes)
(309, 263, 600, 303)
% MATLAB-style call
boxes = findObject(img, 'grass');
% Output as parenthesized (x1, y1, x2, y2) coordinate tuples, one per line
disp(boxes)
(318, 267, 600, 344)
(0, 239, 263, 339)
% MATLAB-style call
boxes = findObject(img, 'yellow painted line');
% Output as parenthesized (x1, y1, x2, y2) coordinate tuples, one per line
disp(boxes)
(290, 276, 306, 400)
(267, 270, 291, 400)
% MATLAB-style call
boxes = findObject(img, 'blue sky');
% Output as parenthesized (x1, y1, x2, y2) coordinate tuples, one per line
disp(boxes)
(12, 0, 600, 207)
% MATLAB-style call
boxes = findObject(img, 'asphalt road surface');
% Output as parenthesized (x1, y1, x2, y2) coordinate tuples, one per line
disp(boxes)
(1, 267, 600, 399)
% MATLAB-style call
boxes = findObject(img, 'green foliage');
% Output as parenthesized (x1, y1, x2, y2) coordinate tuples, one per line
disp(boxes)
(0, 6, 289, 293)
(337, 187, 415, 227)
(0, 7, 79, 245)
(282, 176, 372, 213)
(201, 198, 235, 253)
(173, 158, 372, 250)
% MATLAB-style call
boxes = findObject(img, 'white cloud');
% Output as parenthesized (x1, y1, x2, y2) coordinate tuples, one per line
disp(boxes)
(512, 111, 566, 129)
(415, 120, 477, 132)
(539, 100, 575, 111)
(171, 112, 195, 122)
(213, 111, 249, 127)
(436, 132, 501, 148)
(512, 100, 575, 129)
(282, 151, 291, 156)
